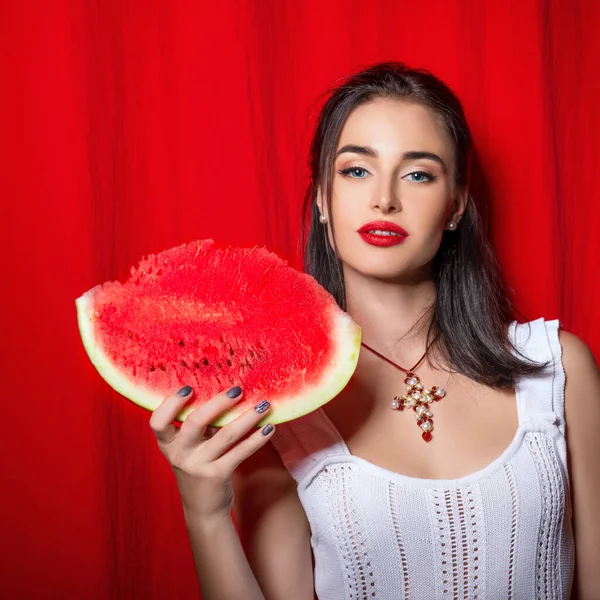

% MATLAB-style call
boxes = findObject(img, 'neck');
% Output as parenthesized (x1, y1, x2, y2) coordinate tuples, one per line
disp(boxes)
(344, 268, 437, 366)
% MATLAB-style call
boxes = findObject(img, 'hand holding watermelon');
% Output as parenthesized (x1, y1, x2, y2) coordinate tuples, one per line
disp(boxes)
(149, 384, 274, 519)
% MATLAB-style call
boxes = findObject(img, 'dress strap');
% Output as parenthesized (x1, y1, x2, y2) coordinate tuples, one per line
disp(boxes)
(510, 318, 566, 437)
(269, 407, 350, 485)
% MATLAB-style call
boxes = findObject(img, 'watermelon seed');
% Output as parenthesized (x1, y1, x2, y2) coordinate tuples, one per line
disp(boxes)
(194, 362, 200, 369)
(180, 360, 187, 367)
(226, 359, 232, 366)
(229, 348, 235, 355)
(159, 364, 166, 371)
(202, 358, 209, 365)
(149, 365, 156, 372)
(249, 350, 255, 357)
(178, 340, 185, 347)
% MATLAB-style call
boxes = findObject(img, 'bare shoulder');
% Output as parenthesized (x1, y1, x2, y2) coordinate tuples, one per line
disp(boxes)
(232, 435, 314, 599)
(559, 329, 599, 422)
(558, 330, 600, 594)
(559, 329, 598, 374)
(559, 329, 599, 407)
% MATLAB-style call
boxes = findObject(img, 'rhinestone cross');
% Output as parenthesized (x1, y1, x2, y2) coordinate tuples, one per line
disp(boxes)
(390, 372, 446, 442)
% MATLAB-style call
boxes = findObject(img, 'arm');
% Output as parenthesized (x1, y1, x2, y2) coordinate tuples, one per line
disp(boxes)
(183, 443, 314, 600)
(150, 386, 285, 600)
(560, 330, 600, 599)
(232, 441, 315, 600)
(182, 509, 267, 600)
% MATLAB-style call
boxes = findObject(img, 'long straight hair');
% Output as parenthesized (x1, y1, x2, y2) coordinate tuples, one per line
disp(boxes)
(302, 62, 543, 388)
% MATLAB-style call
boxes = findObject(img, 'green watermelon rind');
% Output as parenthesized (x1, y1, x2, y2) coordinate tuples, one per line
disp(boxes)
(76, 291, 361, 427)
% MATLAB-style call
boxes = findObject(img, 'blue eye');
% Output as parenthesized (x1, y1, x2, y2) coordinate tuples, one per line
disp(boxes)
(339, 166, 369, 179)
(405, 171, 435, 183)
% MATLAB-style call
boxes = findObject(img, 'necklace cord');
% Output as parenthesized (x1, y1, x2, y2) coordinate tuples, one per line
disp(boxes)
(360, 341, 429, 373)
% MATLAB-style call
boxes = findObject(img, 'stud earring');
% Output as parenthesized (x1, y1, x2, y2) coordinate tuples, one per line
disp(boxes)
(319, 214, 327, 224)
(447, 221, 457, 231)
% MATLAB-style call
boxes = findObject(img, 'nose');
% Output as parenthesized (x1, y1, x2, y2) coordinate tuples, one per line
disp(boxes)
(370, 178, 400, 214)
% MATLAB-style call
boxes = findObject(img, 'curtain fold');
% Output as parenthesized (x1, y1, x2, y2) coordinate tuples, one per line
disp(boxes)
(2, 1, 598, 598)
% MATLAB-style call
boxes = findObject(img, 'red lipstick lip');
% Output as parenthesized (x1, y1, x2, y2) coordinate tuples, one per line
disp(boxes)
(357, 221, 409, 237)
(358, 232, 407, 247)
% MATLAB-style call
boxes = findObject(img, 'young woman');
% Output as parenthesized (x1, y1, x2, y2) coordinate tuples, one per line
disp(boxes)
(149, 63, 600, 599)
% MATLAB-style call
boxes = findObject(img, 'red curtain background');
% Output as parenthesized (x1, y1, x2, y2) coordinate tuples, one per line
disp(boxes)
(1, 1, 599, 598)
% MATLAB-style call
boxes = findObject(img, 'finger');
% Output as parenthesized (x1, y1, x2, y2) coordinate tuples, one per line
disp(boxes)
(149, 385, 194, 445)
(218, 422, 276, 473)
(177, 385, 244, 448)
(202, 399, 271, 462)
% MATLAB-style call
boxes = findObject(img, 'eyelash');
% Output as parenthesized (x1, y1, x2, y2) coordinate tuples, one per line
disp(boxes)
(337, 166, 437, 184)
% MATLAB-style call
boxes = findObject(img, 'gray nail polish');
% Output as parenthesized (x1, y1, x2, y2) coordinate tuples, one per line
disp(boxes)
(262, 424, 274, 436)
(226, 386, 242, 398)
(178, 385, 192, 397)
(255, 400, 270, 414)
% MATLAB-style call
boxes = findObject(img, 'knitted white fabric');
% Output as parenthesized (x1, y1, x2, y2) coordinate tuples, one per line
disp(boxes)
(270, 319, 574, 600)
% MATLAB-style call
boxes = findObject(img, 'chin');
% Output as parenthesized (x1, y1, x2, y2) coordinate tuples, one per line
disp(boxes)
(344, 261, 413, 282)
(342, 254, 435, 284)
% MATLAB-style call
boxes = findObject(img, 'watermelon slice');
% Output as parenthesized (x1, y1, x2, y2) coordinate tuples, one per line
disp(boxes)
(75, 240, 361, 426)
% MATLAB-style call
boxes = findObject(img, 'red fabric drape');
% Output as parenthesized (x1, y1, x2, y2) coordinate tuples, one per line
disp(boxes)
(1, 1, 599, 598)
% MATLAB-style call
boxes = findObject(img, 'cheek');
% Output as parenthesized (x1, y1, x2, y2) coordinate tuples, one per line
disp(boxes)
(408, 205, 448, 256)
(328, 190, 360, 235)
(409, 182, 454, 228)
(413, 203, 448, 233)
(406, 204, 454, 267)
(326, 207, 355, 252)
(330, 181, 361, 214)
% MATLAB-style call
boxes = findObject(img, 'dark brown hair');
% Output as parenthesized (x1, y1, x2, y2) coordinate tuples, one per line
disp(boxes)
(302, 62, 542, 387)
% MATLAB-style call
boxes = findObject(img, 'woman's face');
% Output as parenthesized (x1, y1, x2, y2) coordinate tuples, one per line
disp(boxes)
(321, 98, 465, 283)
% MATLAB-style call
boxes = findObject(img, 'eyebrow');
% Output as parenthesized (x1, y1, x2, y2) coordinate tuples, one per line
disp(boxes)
(335, 145, 447, 171)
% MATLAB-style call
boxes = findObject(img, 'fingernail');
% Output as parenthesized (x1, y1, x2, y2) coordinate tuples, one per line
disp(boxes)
(177, 385, 192, 397)
(262, 424, 274, 436)
(226, 386, 242, 398)
(255, 400, 270, 414)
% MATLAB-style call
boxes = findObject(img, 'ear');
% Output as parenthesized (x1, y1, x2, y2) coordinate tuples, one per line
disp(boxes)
(445, 187, 468, 229)
(316, 187, 325, 218)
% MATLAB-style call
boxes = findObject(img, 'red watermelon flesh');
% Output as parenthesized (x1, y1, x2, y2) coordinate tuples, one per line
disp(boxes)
(76, 240, 361, 426)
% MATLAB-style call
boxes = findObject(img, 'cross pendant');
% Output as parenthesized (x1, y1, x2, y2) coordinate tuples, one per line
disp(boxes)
(390, 372, 446, 442)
